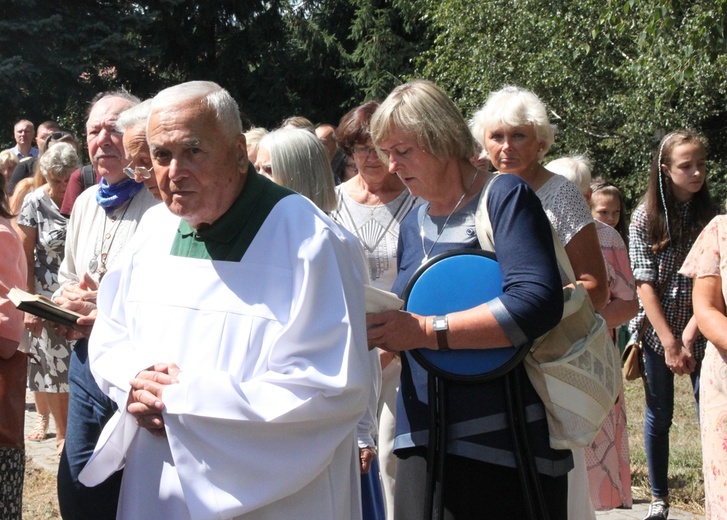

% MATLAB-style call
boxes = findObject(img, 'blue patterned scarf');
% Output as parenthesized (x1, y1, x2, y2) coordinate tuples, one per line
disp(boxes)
(96, 178, 144, 215)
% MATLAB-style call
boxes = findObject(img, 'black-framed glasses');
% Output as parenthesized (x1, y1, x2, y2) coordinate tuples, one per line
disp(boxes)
(123, 161, 153, 180)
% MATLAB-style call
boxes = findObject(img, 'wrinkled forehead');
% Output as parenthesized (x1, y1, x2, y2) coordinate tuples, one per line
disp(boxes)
(123, 125, 150, 156)
(148, 102, 218, 143)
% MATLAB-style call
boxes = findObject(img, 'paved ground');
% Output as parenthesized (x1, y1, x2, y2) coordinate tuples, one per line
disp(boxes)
(595, 503, 703, 519)
(24, 393, 704, 519)
(24, 392, 62, 474)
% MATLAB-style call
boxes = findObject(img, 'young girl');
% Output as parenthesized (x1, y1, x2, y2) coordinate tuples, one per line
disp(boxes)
(629, 130, 715, 520)
(590, 178, 629, 244)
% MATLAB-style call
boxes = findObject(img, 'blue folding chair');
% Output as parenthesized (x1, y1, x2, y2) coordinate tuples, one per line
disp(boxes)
(403, 249, 549, 520)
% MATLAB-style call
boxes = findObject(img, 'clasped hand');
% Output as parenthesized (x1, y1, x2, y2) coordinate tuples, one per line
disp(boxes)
(127, 362, 182, 437)
(664, 338, 697, 376)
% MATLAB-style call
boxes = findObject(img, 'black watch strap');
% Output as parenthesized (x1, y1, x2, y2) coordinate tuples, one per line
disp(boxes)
(432, 315, 450, 351)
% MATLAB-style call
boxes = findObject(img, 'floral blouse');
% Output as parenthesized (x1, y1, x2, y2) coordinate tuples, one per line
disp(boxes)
(679, 215, 727, 296)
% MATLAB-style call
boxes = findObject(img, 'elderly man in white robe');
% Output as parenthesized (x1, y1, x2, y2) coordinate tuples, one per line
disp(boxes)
(79, 81, 372, 520)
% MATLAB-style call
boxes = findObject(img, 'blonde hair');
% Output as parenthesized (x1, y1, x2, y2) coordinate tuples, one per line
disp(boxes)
(244, 127, 269, 160)
(259, 129, 336, 212)
(371, 80, 476, 162)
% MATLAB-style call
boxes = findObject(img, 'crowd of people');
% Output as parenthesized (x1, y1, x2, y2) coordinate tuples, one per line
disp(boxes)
(0, 78, 721, 520)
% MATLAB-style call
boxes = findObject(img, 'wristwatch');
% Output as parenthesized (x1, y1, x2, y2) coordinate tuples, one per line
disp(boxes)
(432, 315, 450, 351)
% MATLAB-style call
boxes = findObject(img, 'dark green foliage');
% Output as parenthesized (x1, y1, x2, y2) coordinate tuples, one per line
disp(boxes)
(1, 0, 724, 215)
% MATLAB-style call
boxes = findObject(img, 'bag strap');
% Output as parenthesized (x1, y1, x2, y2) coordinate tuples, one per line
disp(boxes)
(475, 172, 577, 285)
(474, 172, 499, 253)
(80, 165, 96, 191)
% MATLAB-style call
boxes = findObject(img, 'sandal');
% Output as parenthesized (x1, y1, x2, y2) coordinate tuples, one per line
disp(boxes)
(56, 438, 65, 457)
(27, 413, 50, 442)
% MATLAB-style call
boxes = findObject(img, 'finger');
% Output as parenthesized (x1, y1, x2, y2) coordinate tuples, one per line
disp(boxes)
(128, 388, 164, 411)
(129, 379, 165, 403)
(167, 363, 183, 380)
(128, 401, 160, 416)
(366, 312, 393, 327)
(82, 272, 99, 291)
(366, 327, 386, 343)
(76, 315, 96, 326)
(134, 370, 175, 385)
(151, 363, 171, 373)
(136, 414, 164, 429)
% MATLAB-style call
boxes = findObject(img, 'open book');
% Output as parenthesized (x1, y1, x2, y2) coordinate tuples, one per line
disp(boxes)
(7, 287, 83, 328)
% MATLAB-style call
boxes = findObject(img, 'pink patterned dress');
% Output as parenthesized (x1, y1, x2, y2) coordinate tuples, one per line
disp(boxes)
(680, 214, 727, 520)
(586, 221, 635, 510)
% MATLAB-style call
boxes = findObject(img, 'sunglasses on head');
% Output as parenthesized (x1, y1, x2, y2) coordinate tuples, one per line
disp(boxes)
(45, 131, 74, 143)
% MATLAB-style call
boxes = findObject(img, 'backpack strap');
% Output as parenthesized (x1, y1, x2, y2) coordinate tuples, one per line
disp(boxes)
(80, 165, 96, 191)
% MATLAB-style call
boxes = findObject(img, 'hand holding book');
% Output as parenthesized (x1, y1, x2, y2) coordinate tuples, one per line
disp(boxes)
(8, 288, 84, 328)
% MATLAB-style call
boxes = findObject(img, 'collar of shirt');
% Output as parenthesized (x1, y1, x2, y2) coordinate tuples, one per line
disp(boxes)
(173, 169, 295, 261)
(177, 170, 263, 245)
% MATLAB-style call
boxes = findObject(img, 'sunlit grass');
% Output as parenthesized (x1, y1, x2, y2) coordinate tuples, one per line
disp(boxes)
(624, 375, 705, 514)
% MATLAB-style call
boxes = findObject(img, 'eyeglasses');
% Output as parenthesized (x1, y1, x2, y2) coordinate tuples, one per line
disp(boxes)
(353, 144, 378, 158)
(45, 131, 74, 143)
(123, 161, 153, 180)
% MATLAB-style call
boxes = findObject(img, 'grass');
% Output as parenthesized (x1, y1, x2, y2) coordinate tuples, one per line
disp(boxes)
(20, 377, 705, 518)
(624, 375, 705, 515)
(22, 456, 60, 519)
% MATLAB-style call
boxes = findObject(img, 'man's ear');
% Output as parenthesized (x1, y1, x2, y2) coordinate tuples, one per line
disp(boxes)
(237, 134, 248, 170)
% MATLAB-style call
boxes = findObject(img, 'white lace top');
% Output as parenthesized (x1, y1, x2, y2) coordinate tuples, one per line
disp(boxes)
(536, 174, 593, 247)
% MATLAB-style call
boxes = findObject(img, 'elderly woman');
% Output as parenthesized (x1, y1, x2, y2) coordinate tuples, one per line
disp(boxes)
(9, 132, 79, 216)
(365, 80, 570, 519)
(15, 142, 80, 454)
(469, 87, 608, 310)
(470, 86, 609, 520)
(255, 128, 337, 212)
(329, 101, 421, 517)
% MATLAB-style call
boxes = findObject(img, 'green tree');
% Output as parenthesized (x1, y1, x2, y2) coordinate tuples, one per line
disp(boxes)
(415, 0, 727, 210)
(343, 0, 428, 102)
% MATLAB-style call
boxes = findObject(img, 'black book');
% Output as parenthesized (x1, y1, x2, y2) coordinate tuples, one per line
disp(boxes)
(7, 287, 83, 328)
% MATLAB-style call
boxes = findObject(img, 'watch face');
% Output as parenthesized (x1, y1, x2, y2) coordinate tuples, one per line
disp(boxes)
(433, 316, 448, 331)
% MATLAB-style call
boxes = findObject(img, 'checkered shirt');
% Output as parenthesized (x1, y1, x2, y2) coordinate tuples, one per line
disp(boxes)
(628, 202, 706, 360)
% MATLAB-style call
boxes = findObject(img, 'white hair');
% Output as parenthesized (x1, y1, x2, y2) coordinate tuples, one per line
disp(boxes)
(545, 155, 592, 196)
(469, 85, 555, 161)
(117, 99, 153, 133)
(151, 81, 242, 138)
(39, 142, 80, 179)
(259, 128, 336, 212)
